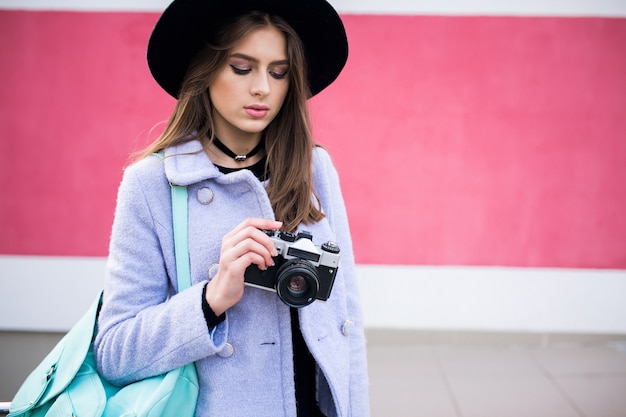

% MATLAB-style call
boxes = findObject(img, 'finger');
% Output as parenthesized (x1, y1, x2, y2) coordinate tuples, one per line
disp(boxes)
(224, 223, 279, 258)
(227, 218, 282, 238)
(211, 251, 266, 311)
(227, 235, 276, 269)
(236, 250, 271, 271)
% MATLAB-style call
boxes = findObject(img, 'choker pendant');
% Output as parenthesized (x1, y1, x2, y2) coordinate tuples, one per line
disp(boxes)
(213, 137, 263, 162)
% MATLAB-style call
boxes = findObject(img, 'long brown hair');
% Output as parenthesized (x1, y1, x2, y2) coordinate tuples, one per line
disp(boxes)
(138, 12, 324, 232)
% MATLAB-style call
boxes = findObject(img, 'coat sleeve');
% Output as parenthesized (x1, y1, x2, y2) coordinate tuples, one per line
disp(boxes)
(94, 157, 227, 386)
(313, 147, 371, 416)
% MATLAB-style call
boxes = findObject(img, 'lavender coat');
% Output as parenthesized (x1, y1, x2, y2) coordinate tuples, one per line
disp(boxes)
(94, 139, 370, 416)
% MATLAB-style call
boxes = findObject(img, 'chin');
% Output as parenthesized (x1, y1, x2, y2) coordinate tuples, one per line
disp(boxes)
(239, 122, 272, 134)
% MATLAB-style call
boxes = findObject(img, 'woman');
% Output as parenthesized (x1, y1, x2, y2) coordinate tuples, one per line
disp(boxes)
(94, 0, 370, 416)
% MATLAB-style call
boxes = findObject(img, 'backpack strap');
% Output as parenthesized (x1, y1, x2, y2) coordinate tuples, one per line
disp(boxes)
(170, 184, 191, 291)
(152, 152, 191, 292)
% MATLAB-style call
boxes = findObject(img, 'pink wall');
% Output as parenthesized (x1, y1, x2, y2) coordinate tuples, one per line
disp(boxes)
(1, 10, 625, 268)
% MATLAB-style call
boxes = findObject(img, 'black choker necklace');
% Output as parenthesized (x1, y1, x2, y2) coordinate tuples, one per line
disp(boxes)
(213, 137, 263, 162)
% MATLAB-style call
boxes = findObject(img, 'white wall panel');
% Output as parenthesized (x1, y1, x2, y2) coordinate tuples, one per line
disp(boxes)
(2, 256, 625, 334)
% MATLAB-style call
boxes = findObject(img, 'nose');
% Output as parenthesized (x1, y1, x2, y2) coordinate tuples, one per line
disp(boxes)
(250, 72, 270, 97)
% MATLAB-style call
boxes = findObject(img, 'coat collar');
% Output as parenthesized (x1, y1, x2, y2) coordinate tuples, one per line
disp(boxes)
(163, 139, 221, 186)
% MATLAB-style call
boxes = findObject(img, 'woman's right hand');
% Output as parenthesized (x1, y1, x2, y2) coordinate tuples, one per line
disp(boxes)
(204, 218, 282, 315)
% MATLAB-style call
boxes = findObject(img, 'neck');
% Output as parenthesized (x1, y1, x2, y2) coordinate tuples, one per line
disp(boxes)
(205, 135, 264, 168)
(213, 129, 262, 156)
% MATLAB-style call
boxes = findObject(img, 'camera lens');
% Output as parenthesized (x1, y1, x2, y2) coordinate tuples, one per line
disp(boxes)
(275, 260, 319, 308)
(287, 276, 308, 294)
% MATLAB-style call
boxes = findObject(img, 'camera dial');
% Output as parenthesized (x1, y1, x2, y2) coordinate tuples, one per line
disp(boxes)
(321, 241, 340, 254)
(279, 231, 296, 242)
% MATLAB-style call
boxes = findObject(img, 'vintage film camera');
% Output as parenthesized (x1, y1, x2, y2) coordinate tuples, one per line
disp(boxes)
(244, 230, 340, 308)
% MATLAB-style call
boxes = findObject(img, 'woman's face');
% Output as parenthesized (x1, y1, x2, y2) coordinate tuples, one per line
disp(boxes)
(209, 25, 290, 142)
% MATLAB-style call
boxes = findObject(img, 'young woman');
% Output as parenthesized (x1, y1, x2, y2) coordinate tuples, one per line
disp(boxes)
(94, 1, 370, 416)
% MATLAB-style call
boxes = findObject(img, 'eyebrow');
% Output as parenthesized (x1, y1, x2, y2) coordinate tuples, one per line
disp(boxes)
(230, 52, 288, 66)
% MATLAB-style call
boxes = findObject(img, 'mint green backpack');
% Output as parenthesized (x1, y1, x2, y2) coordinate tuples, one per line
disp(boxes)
(8, 185, 198, 417)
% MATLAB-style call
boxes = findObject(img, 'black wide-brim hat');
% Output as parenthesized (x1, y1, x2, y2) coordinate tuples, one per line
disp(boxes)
(147, 0, 348, 99)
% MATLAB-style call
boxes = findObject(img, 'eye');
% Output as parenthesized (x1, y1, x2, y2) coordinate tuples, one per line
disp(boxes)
(230, 65, 251, 75)
(270, 68, 289, 80)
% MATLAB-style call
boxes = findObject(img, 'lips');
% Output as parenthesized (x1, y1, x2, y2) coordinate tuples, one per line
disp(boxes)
(244, 104, 269, 118)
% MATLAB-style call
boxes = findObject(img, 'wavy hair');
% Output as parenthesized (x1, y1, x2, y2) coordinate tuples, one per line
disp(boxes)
(137, 12, 324, 232)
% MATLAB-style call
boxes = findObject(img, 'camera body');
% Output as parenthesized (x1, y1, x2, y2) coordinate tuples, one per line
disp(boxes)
(244, 230, 340, 308)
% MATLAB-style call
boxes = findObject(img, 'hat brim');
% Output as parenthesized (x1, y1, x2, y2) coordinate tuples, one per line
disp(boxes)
(147, 0, 348, 99)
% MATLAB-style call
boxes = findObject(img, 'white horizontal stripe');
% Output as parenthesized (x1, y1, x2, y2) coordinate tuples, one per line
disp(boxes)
(358, 265, 626, 334)
(1, 256, 105, 332)
(2, 255, 625, 334)
(334, 0, 626, 17)
(1, 0, 626, 17)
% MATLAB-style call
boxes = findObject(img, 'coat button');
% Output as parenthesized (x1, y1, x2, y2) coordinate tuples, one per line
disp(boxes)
(196, 187, 214, 205)
(217, 343, 234, 358)
(207, 264, 219, 279)
(342, 320, 355, 336)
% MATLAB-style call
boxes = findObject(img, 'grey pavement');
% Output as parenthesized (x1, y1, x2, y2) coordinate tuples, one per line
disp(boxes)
(2, 330, 626, 416)
(367, 330, 626, 417)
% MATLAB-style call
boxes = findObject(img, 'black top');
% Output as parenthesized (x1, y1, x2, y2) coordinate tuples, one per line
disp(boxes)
(209, 158, 324, 416)
(214, 157, 269, 181)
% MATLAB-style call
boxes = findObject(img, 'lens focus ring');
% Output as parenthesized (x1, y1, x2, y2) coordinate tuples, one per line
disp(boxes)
(275, 259, 319, 308)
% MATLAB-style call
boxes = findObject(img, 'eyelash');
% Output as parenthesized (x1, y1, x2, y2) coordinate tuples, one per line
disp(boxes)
(230, 65, 251, 75)
(230, 65, 288, 80)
